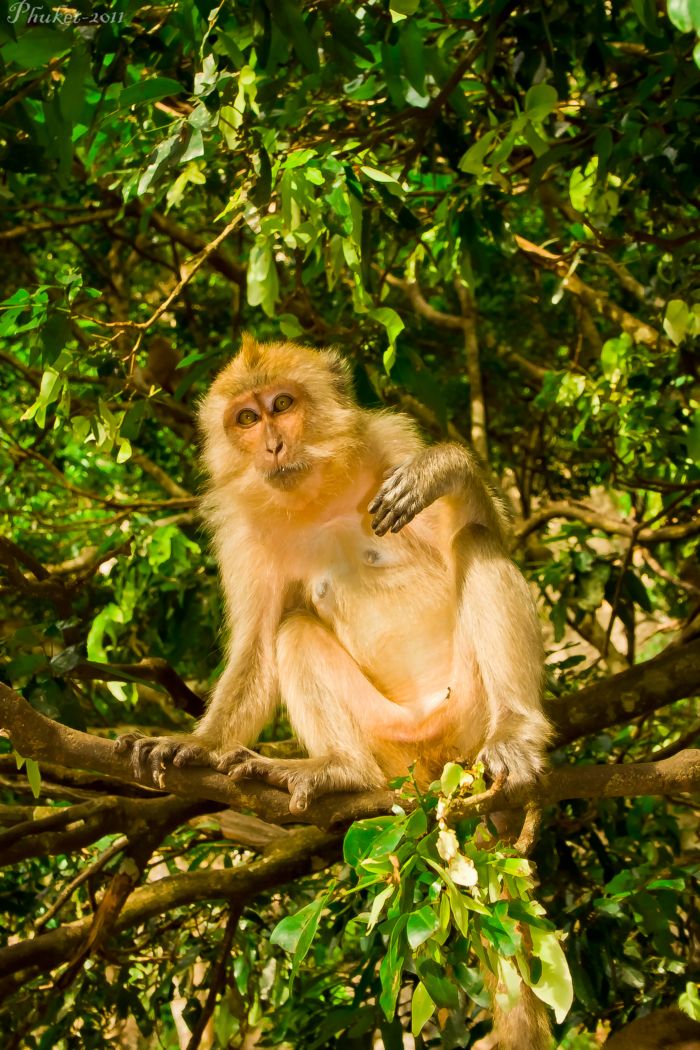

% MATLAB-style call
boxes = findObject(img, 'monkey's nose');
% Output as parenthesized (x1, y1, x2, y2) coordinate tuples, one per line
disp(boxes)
(266, 438, 284, 456)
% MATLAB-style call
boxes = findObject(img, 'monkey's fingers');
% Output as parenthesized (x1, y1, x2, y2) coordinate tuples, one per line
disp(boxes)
(372, 494, 418, 535)
(367, 470, 411, 516)
(371, 485, 415, 529)
(171, 743, 217, 768)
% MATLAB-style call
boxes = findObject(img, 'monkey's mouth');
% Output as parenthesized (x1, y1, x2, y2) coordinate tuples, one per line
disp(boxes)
(265, 462, 310, 488)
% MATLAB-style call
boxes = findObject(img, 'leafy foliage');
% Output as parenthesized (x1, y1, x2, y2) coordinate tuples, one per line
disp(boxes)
(274, 765, 574, 1040)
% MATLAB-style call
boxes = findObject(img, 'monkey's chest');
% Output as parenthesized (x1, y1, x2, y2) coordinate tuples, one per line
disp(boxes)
(302, 525, 457, 698)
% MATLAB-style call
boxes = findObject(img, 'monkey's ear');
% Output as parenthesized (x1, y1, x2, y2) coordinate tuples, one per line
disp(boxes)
(322, 348, 353, 397)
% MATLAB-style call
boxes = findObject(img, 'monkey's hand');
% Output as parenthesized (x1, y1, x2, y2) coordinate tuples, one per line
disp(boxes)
(114, 732, 218, 783)
(368, 446, 465, 536)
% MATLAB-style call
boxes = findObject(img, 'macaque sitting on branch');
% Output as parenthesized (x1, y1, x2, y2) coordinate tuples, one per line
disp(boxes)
(118, 335, 553, 1047)
(117, 334, 550, 813)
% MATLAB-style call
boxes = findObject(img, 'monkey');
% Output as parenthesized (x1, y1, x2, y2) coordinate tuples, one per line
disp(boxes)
(117, 333, 549, 803)
(116, 334, 552, 1049)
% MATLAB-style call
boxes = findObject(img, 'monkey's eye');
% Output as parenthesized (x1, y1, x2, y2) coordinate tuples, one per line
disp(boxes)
(272, 394, 294, 413)
(236, 409, 259, 427)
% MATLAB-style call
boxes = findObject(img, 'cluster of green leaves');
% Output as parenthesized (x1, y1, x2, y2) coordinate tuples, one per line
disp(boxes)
(271, 764, 573, 1043)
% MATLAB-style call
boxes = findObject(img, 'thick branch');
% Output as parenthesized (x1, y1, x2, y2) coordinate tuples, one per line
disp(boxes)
(549, 636, 700, 746)
(0, 791, 208, 867)
(0, 684, 394, 828)
(3, 635, 700, 833)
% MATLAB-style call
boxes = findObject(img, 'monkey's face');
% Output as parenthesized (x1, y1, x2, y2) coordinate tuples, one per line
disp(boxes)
(223, 382, 311, 489)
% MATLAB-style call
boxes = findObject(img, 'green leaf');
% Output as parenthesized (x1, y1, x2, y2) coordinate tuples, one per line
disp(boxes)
(667, 0, 699, 31)
(399, 20, 426, 95)
(270, 883, 335, 974)
(404, 806, 428, 839)
(2, 30, 72, 68)
(411, 982, 435, 1036)
(417, 959, 459, 1009)
(344, 816, 397, 866)
(59, 46, 90, 124)
(458, 129, 498, 174)
(371, 307, 404, 350)
(407, 905, 440, 949)
(685, 410, 700, 462)
(680, 981, 700, 1021)
(379, 916, 408, 1020)
(664, 299, 690, 345)
(632, 0, 659, 32)
(569, 159, 597, 212)
(367, 884, 396, 931)
(247, 241, 279, 316)
(119, 78, 184, 108)
(440, 762, 464, 797)
(268, 0, 320, 72)
(390, 0, 420, 21)
(26, 758, 41, 799)
(360, 165, 402, 187)
(525, 83, 558, 121)
(528, 927, 573, 1023)
(278, 313, 304, 338)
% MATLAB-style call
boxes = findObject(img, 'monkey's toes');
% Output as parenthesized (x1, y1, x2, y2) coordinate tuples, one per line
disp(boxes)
(289, 783, 316, 813)
(216, 746, 261, 775)
(171, 743, 216, 768)
(114, 731, 145, 754)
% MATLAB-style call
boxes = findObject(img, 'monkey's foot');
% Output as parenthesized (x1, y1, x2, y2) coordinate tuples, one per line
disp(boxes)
(114, 733, 217, 783)
(477, 738, 545, 789)
(217, 751, 363, 815)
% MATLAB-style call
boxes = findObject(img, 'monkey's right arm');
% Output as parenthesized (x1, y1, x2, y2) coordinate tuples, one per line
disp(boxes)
(116, 536, 281, 781)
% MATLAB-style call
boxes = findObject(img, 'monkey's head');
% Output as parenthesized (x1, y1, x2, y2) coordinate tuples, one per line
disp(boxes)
(199, 334, 360, 498)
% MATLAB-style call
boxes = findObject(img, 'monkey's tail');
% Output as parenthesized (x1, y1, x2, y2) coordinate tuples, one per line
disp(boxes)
(490, 981, 551, 1050)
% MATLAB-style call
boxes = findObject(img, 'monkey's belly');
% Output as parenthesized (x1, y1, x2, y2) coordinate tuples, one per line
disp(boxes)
(311, 571, 458, 709)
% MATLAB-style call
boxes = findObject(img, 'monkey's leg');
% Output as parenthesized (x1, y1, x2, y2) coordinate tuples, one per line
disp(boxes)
(217, 613, 389, 813)
(453, 524, 551, 788)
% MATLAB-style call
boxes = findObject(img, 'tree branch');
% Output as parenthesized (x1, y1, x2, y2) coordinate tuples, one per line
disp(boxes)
(549, 636, 700, 746)
(515, 235, 664, 348)
(513, 499, 700, 547)
(0, 825, 340, 982)
(69, 659, 204, 718)
(445, 749, 700, 824)
(0, 683, 394, 829)
(3, 637, 700, 834)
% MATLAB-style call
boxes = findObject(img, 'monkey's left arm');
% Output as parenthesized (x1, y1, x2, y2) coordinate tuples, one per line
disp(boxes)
(368, 442, 503, 538)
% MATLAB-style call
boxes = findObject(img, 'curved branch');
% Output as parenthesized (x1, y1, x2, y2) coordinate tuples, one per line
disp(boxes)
(513, 499, 700, 547)
(0, 683, 394, 829)
(3, 636, 700, 835)
(514, 235, 664, 348)
(549, 637, 700, 746)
